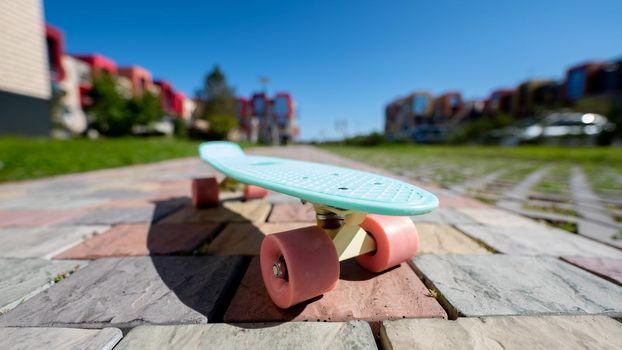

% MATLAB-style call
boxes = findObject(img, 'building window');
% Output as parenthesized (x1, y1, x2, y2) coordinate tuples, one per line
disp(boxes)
(567, 70, 585, 100)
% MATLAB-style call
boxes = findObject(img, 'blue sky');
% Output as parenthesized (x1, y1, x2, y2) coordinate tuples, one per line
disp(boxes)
(44, 0, 622, 141)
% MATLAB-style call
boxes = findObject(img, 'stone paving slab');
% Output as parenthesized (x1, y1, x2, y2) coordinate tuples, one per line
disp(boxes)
(0, 209, 91, 228)
(66, 204, 182, 225)
(268, 203, 316, 222)
(498, 200, 622, 249)
(54, 223, 219, 259)
(115, 321, 376, 350)
(0, 327, 122, 350)
(436, 196, 490, 209)
(224, 258, 446, 322)
(149, 180, 192, 201)
(562, 257, 622, 286)
(577, 220, 622, 249)
(0, 258, 87, 314)
(83, 189, 149, 201)
(456, 208, 542, 228)
(456, 224, 622, 258)
(381, 315, 622, 350)
(504, 167, 549, 202)
(0, 196, 106, 210)
(0, 256, 246, 328)
(414, 208, 477, 225)
(0, 225, 109, 259)
(264, 192, 301, 203)
(417, 223, 490, 255)
(410, 254, 622, 318)
(571, 167, 618, 226)
(206, 222, 308, 256)
(160, 201, 271, 224)
(451, 170, 504, 195)
(0, 189, 23, 201)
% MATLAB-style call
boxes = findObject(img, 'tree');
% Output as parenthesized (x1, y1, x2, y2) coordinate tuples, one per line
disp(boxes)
(194, 66, 238, 140)
(87, 73, 132, 136)
(49, 85, 67, 130)
(128, 91, 163, 126)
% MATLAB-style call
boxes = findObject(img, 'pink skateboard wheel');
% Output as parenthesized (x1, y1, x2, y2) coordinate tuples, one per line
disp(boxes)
(356, 214, 419, 273)
(244, 185, 269, 200)
(260, 226, 339, 308)
(191, 177, 219, 208)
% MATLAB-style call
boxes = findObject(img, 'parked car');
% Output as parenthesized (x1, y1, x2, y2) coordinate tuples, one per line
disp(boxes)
(492, 111, 615, 145)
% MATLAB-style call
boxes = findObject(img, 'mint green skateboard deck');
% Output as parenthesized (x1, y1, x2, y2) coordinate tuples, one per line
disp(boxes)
(199, 141, 438, 216)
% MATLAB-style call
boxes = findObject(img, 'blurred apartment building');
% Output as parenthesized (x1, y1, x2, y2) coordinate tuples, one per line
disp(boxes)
(385, 57, 622, 143)
(0, 0, 51, 136)
(235, 92, 299, 144)
(385, 91, 465, 143)
(56, 51, 194, 136)
(0, 1, 195, 136)
(1, 1, 294, 141)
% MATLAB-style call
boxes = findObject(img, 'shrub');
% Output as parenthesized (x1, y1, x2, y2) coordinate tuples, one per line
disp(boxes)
(86, 73, 133, 136)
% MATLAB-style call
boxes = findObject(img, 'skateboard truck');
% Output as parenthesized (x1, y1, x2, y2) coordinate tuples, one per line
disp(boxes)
(314, 204, 376, 261)
(219, 176, 244, 192)
(270, 204, 377, 282)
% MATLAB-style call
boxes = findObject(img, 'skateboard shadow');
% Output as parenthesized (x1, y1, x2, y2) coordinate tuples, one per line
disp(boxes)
(144, 198, 388, 326)
(145, 197, 304, 324)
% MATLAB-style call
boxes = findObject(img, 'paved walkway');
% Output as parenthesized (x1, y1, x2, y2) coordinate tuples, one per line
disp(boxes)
(0, 146, 621, 349)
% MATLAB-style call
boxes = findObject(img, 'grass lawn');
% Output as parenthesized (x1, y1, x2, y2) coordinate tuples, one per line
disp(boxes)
(321, 144, 622, 164)
(0, 137, 204, 182)
(320, 144, 622, 192)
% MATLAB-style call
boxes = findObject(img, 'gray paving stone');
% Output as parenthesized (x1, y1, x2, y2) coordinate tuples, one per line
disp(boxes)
(497, 200, 572, 222)
(414, 208, 476, 225)
(381, 315, 622, 350)
(456, 208, 542, 228)
(456, 224, 622, 258)
(115, 321, 376, 350)
(29, 179, 90, 194)
(0, 256, 246, 328)
(498, 202, 622, 249)
(504, 167, 549, 201)
(0, 225, 109, 259)
(411, 254, 622, 318)
(577, 220, 622, 249)
(83, 189, 149, 200)
(0, 258, 87, 314)
(66, 204, 181, 225)
(0, 196, 105, 210)
(0, 327, 122, 350)
(570, 167, 617, 226)
(451, 170, 504, 195)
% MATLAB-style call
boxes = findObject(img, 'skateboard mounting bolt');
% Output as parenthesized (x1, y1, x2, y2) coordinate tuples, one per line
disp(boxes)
(272, 255, 288, 281)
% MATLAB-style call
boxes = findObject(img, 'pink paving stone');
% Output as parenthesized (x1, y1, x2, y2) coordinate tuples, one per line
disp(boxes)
(207, 222, 310, 256)
(94, 198, 156, 208)
(562, 257, 622, 286)
(149, 180, 192, 201)
(53, 223, 219, 259)
(437, 196, 489, 209)
(160, 201, 271, 224)
(95, 196, 191, 209)
(0, 209, 90, 228)
(268, 203, 316, 223)
(224, 258, 447, 322)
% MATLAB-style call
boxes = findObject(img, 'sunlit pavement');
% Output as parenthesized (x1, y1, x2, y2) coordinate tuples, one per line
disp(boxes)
(0, 146, 621, 349)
